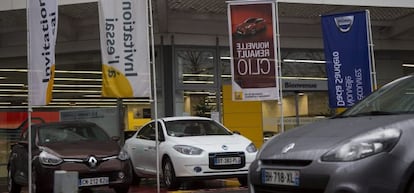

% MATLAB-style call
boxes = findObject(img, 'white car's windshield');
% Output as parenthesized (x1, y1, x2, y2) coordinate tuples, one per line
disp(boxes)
(340, 75, 414, 117)
(164, 120, 233, 137)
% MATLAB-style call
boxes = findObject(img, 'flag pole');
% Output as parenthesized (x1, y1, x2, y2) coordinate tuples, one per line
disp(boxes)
(274, 1, 284, 133)
(26, 0, 33, 192)
(147, 0, 160, 192)
(366, 10, 377, 91)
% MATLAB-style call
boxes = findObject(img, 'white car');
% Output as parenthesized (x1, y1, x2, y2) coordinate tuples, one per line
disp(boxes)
(123, 116, 258, 190)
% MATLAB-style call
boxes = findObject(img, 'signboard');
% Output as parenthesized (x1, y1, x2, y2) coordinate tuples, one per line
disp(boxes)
(321, 11, 373, 108)
(282, 79, 327, 91)
(227, 1, 279, 101)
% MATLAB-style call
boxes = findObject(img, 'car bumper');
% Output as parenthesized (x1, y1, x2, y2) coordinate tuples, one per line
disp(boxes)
(248, 153, 407, 193)
(170, 151, 257, 178)
(33, 158, 132, 192)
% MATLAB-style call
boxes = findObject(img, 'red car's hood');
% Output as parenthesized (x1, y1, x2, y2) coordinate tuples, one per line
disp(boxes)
(40, 140, 121, 158)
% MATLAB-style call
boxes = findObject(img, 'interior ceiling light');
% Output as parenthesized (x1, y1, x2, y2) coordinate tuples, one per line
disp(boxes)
(402, 63, 414, 67)
(183, 73, 214, 77)
(0, 83, 25, 87)
(283, 59, 326, 64)
(183, 81, 214, 84)
(281, 76, 327, 80)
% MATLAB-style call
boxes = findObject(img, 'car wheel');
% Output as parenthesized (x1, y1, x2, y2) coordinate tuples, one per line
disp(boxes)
(162, 157, 180, 190)
(113, 186, 130, 193)
(131, 170, 142, 185)
(31, 167, 46, 193)
(7, 168, 21, 193)
(31, 169, 38, 193)
(407, 181, 414, 193)
(238, 176, 248, 186)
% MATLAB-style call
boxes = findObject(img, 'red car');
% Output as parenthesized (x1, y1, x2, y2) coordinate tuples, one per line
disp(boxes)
(7, 121, 132, 193)
(235, 17, 267, 36)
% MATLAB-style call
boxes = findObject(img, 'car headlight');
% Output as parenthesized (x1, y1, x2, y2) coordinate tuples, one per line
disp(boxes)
(321, 128, 401, 162)
(246, 143, 258, 153)
(39, 151, 63, 165)
(117, 149, 129, 161)
(173, 145, 203, 155)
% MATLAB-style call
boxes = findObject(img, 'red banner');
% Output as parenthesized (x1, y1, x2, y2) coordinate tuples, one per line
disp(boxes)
(228, 1, 279, 101)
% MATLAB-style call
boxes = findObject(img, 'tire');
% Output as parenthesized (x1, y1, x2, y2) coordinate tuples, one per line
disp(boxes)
(113, 186, 130, 193)
(131, 170, 142, 185)
(7, 168, 21, 193)
(407, 181, 414, 193)
(162, 157, 181, 190)
(31, 167, 48, 193)
(31, 168, 38, 193)
(238, 176, 248, 187)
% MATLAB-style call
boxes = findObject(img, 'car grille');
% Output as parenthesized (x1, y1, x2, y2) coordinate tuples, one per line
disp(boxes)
(253, 185, 325, 193)
(261, 159, 312, 167)
(208, 152, 245, 169)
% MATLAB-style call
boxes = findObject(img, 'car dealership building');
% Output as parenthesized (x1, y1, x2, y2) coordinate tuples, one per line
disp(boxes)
(0, 0, 414, 179)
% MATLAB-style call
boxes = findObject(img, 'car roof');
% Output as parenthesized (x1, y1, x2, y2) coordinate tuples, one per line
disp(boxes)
(32, 120, 96, 128)
(160, 116, 212, 122)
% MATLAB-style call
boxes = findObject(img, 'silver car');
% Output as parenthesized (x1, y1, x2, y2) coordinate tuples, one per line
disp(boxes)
(248, 74, 414, 193)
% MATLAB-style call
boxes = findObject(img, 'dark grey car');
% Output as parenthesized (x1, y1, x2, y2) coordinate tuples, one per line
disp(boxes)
(248, 74, 414, 193)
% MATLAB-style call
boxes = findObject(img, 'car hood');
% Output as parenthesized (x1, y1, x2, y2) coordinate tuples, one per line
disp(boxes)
(259, 114, 413, 160)
(170, 134, 252, 151)
(40, 140, 120, 158)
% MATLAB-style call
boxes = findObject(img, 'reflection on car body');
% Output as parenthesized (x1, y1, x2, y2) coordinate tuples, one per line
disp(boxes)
(124, 116, 258, 190)
(7, 121, 132, 193)
(249, 74, 414, 193)
(235, 17, 266, 36)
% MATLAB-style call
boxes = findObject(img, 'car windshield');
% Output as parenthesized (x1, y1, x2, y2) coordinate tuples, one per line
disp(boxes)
(164, 120, 233, 137)
(38, 123, 110, 144)
(340, 75, 414, 117)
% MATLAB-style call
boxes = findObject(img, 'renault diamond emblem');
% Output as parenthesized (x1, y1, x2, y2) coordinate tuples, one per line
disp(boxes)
(221, 145, 228, 150)
(88, 156, 98, 168)
(281, 143, 295, 154)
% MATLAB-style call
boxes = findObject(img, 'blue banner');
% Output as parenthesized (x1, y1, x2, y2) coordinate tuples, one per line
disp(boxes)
(322, 11, 373, 108)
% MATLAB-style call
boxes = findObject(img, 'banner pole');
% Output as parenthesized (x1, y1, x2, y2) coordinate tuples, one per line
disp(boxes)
(274, 1, 284, 133)
(366, 10, 377, 90)
(26, 0, 33, 192)
(147, 0, 160, 192)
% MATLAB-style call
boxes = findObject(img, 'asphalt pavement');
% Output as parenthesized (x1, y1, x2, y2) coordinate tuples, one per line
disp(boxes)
(0, 177, 248, 193)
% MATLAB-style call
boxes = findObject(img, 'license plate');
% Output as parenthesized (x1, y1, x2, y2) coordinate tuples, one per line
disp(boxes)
(262, 169, 300, 186)
(214, 157, 241, 165)
(79, 177, 109, 187)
